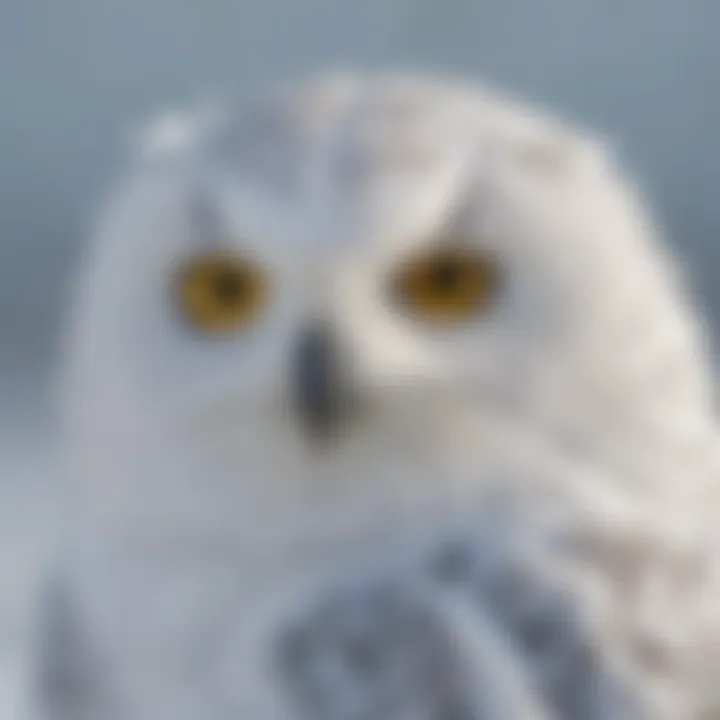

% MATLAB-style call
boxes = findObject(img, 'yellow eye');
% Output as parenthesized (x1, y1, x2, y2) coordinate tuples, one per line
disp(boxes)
(391, 246, 500, 326)
(177, 251, 269, 334)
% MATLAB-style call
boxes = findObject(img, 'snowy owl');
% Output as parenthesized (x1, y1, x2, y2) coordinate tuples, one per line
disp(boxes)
(33, 73, 720, 720)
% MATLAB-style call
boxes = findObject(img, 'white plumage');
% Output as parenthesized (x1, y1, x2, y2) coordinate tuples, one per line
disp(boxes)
(36, 72, 720, 719)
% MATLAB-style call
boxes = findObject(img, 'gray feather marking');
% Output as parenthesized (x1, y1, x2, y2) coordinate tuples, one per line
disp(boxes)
(35, 575, 115, 720)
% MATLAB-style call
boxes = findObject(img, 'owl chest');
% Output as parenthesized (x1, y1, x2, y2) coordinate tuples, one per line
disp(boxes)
(66, 534, 428, 717)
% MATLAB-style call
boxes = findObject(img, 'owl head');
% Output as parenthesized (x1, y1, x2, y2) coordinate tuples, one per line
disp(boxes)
(61, 73, 715, 547)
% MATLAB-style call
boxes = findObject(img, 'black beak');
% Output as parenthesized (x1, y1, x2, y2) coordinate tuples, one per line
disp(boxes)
(292, 322, 348, 440)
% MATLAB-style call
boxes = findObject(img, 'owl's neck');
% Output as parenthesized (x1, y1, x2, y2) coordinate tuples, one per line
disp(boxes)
(66, 397, 717, 572)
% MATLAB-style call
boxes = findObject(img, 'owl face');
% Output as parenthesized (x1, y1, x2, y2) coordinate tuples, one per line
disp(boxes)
(64, 75, 713, 548)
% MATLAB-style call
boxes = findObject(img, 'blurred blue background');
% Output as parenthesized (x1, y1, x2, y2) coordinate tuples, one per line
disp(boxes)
(1, 0, 720, 435)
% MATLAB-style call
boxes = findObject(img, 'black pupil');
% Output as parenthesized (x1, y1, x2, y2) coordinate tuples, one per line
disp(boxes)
(214, 269, 247, 303)
(430, 260, 463, 292)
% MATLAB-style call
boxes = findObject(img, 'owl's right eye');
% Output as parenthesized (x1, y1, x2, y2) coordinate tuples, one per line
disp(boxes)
(177, 250, 270, 334)
(390, 245, 501, 327)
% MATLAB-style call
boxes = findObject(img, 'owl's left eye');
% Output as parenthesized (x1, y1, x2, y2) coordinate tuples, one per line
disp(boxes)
(177, 250, 269, 334)
(390, 245, 501, 327)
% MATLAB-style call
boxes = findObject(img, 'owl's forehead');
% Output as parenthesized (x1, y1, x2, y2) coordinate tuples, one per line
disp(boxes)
(135, 74, 607, 269)
(213, 75, 483, 188)
(200, 77, 489, 258)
